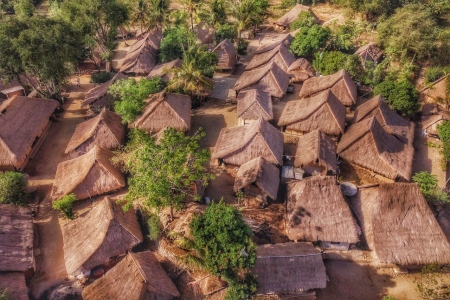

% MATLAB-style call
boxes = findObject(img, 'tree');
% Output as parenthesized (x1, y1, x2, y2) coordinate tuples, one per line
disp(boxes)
(373, 78, 419, 116)
(14, 0, 34, 20)
(52, 194, 76, 219)
(290, 24, 331, 57)
(234, 0, 268, 38)
(290, 10, 316, 30)
(160, 26, 194, 62)
(180, 0, 202, 31)
(438, 120, 450, 163)
(215, 24, 237, 43)
(127, 0, 170, 32)
(412, 171, 449, 203)
(0, 172, 27, 205)
(182, 43, 218, 78)
(199, 0, 227, 27)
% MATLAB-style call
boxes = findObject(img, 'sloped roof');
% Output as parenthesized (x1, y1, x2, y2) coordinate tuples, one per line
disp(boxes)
(422, 113, 445, 130)
(194, 22, 214, 45)
(275, 4, 319, 27)
(236, 89, 273, 121)
(119, 31, 161, 74)
(213, 39, 237, 69)
(354, 42, 383, 62)
(83, 73, 127, 106)
(146, 59, 182, 81)
(421, 75, 448, 100)
(255, 33, 294, 54)
(287, 58, 315, 76)
(246, 43, 296, 72)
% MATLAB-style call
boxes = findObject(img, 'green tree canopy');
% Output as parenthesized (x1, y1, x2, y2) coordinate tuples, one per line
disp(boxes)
(160, 26, 194, 62)
(126, 0, 170, 32)
(290, 24, 331, 57)
(313, 51, 366, 82)
(0, 172, 27, 205)
(234, 0, 268, 37)
(412, 171, 449, 203)
(438, 120, 450, 163)
(290, 10, 316, 30)
(215, 23, 237, 43)
(373, 78, 418, 116)
(199, 0, 227, 27)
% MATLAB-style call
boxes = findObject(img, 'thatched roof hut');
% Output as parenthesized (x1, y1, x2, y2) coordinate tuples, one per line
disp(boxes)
(287, 58, 315, 82)
(65, 108, 126, 155)
(246, 43, 295, 72)
(134, 91, 191, 133)
(422, 113, 446, 136)
(0, 205, 34, 272)
(0, 96, 58, 171)
(172, 203, 204, 239)
(237, 89, 273, 125)
(294, 129, 337, 176)
(255, 33, 294, 54)
(337, 117, 414, 181)
(233, 61, 290, 99)
(194, 22, 214, 45)
(274, 4, 319, 29)
(51, 146, 126, 200)
(351, 183, 450, 265)
(213, 118, 283, 166)
(421, 75, 448, 102)
(61, 197, 143, 276)
(299, 69, 357, 107)
(213, 39, 236, 70)
(83, 73, 127, 108)
(278, 90, 346, 136)
(286, 176, 360, 244)
(146, 58, 182, 82)
(354, 42, 383, 64)
(254, 242, 326, 295)
(0, 79, 25, 100)
(0, 272, 28, 300)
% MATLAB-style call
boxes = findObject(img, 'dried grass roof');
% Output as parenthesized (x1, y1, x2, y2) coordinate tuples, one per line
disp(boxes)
(278, 90, 346, 135)
(213, 39, 237, 70)
(147, 59, 183, 82)
(287, 58, 315, 76)
(255, 33, 294, 54)
(61, 197, 143, 276)
(246, 43, 296, 72)
(52, 146, 126, 200)
(337, 117, 414, 180)
(275, 4, 319, 27)
(119, 31, 161, 74)
(172, 203, 205, 239)
(254, 242, 326, 295)
(83, 73, 127, 106)
(294, 129, 337, 173)
(299, 69, 357, 106)
(233, 156, 280, 199)
(236, 89, 273, 121)
(287, 176, 360, 243)
(0, 96, 58, 169)
(0, 272, 28, 300)
(421, 75, 448, 100)
(351, 183, 450, 265)
(134, 91, 191, 132)
(65, 108, 125, 154)
(0, 205, 34, 272)
(194, 22, 215, 44)
(421, 113, 445, 130)
(354, 42, 383, 62)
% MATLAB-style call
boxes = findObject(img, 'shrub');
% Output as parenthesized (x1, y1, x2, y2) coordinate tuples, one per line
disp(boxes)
(160, 26, 192, 63)
(438, 120, 450, 163)
(215, 24, 237, 43)
(290, 24, 331, 56)
(425, 66, 450, 84)
(0, 171, 27, 205)
(290, 11, 316, 30)
(237, 39, 249, 55)
(412, 171, 449, 203)
(373, 78, 418, 116)
(313, 51, 366, 83)
(91, 71, 113, 84)
(52, 194, 76, 219)
(147, 213, 162, 241)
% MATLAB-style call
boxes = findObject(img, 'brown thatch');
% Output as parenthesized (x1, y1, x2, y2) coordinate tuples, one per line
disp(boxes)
(237, 89, 273, 124)
(278, 90, 346, 136)
(0, 80, 25, 99)
(294, 129, 337, 175)
(61, 197, 143, 276)
(421, 75, 448, 101)
(65, 108, 126, 154)
(194, 22, 215, 45)
(351, 183, 450, 265)
(287, 58, 315, 82)
(213, 39, 237, 70)
(246, 43, 296, 72)
(233, 62, 290, 98)
(0, 205, 34, 272)
(83, 73, 127, 107)
(299, 69, 357, 106)
(119, 30, 161, 74)
(255, 33, 295, 54)
(134, 91, 191, 132)
(337, 117, 414, 180)
(354, 42, 383, 63)
(213, 118, 284, 166)
(172, 203, 204, 239)
(0, 272, 29, 300)
(147, 59, 183, 82)
(254, 242, 326, 295)
(0, 96, 58, 170)
(286, 176, 360, 243)
(274, 4, 319, 27)
(422, 114, 446, 136)
(51, 146, 126, 200)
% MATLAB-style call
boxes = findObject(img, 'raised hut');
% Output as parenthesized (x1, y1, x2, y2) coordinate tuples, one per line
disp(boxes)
(245, 43, 295, 72)
(65, 108, 126, 155)
(237, 89, 273, 125)
(147, 59, 182, 82)
(278, 90, 346, 136)
(354, 42, 383, 64)
(351, 183, 450, 265)
(134, 92, 191, 133)
(422, 113, 446, 137)
(274, 4, 319, 30)
(0, 96, 58, 171)
(213, 39, 236, 71)
(52, 146, 126, 200)
(299, 69, 357, 107)
(83, 73, 127, 109)
(254, 242, 326, 295)
(287, 58, 315, 82)
(213, 118, 283, 166)
(255, 33, 294, 54)
(286, 176, 360, 245)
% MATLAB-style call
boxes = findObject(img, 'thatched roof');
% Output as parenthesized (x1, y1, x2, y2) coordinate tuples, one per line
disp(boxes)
(354, 42, 383, 63)
(213, 118, 284, 166)
(172, 203, 204, 239)
(299, 69, 357, 106)
(0, 204, 34, 272)
(52, 146, 126, 200)
(236, 89, 273, 121)
(194, 22, 214, 45)
(255, 33, 294, 54)
(294, 129, 337, 173)
(287, 58, 315, 81)
(147, 59, 183, 82)
(246, 43, 296, 72)
(134, 91, 191, 132)
(337, 117, 414, 180)
(0, 96, 58, 169)
(213, 39, 237, 70)
(65, 108, 125, 154)
(287, 176, 360, 243)
(351, 183, 450, 265)
(421, 75, 448, 100)
(233, 157, 280, 200)
(83, 73, 127, 107)
(119, 30, 161, 74)
(61, 197, 143, 276)
(274, 4, 319, 27)
(278, 90, 346, 135)
(422, 113, 446, 135)
(233, 62, 290, 98)
(0, 272, 28, 300)
(254, 242, 326, 295)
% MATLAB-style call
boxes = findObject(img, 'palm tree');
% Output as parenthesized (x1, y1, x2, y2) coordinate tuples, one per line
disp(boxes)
(168, 60, 213, 101)
(234, 0, 266, 38)
(199, 0, 227, 27)
(179, 0, 202, 31)
(128, 0, 170, 33)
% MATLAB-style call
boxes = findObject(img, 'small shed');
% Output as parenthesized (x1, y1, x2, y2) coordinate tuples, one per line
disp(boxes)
(245, 43, 295, 72)
(422, 113, 446, 137)
(147, 58, 183, 82)
(194, 22, 215, 45)
(213, 39, 237, 71)
(255, 33, 294, 54)
(83, 73, 127, 109)
(274, 4, 319, 30)
(287, 58, 315, 82)
(237, 89, 273, 125)
(354, 42, 383, 64)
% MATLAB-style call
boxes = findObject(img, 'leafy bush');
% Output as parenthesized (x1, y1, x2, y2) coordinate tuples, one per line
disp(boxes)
(226, 273, 258, 300)
(215, 24, 237, 43)
(290, 24, 331, 56)
(313, 51, 366, 83)
(425, 66, 450, 84)
(237, 39, 249, 55)
(412, 171, 449, 203)
(373, 78, 418, 116)
(438, 120, 450, 163)
(91, 71, 113, 84)
(290, 11, 316, 30)
(0, 171, 27, 205)
(52, 194, 76, 219)
(160, 26, 193, 63)
(147, 213, 162, 241)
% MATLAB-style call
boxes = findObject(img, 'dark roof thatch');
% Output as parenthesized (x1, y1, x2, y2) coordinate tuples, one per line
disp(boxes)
(83, 73, 127, 107)
(233, 156, 280, 200)
(212, 118, 284, 166)
(422, 114, 446, 135)
(287, 58, 315, 81)
(354, 42, 383, 63)
(246, 43, 296, 72)
(0, 272, 28, 300)
(255, 33, 294, 54)
(287, 176, 360, 243)
(61, 197, 143, 276)
(294, 129, 337, 173)
(278, 90, 346, 135)
(254, 242, 326, 295)
(236, 89, 273, 121)
(146, 59, 183, 82)
(337, 117, 414, 180)
(274, 4, 319, 27)
(0, 205, 34, 272)
(194, 22, 214, 45)
(134, 92, 191, 132)
(351, 183, 450, 265)
(0, 96, 58, 169)
(65, 108, 126, 154)
(52, 146, 126, 200)
(299, 69, 357, 106)
(213, 39, 237, 70)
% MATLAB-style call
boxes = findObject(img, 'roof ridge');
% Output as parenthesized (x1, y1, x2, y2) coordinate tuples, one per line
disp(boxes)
(128, 252, 149, 283)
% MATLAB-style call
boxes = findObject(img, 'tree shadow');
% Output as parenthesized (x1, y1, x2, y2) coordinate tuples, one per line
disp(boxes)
(189, 113, 226, 148)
